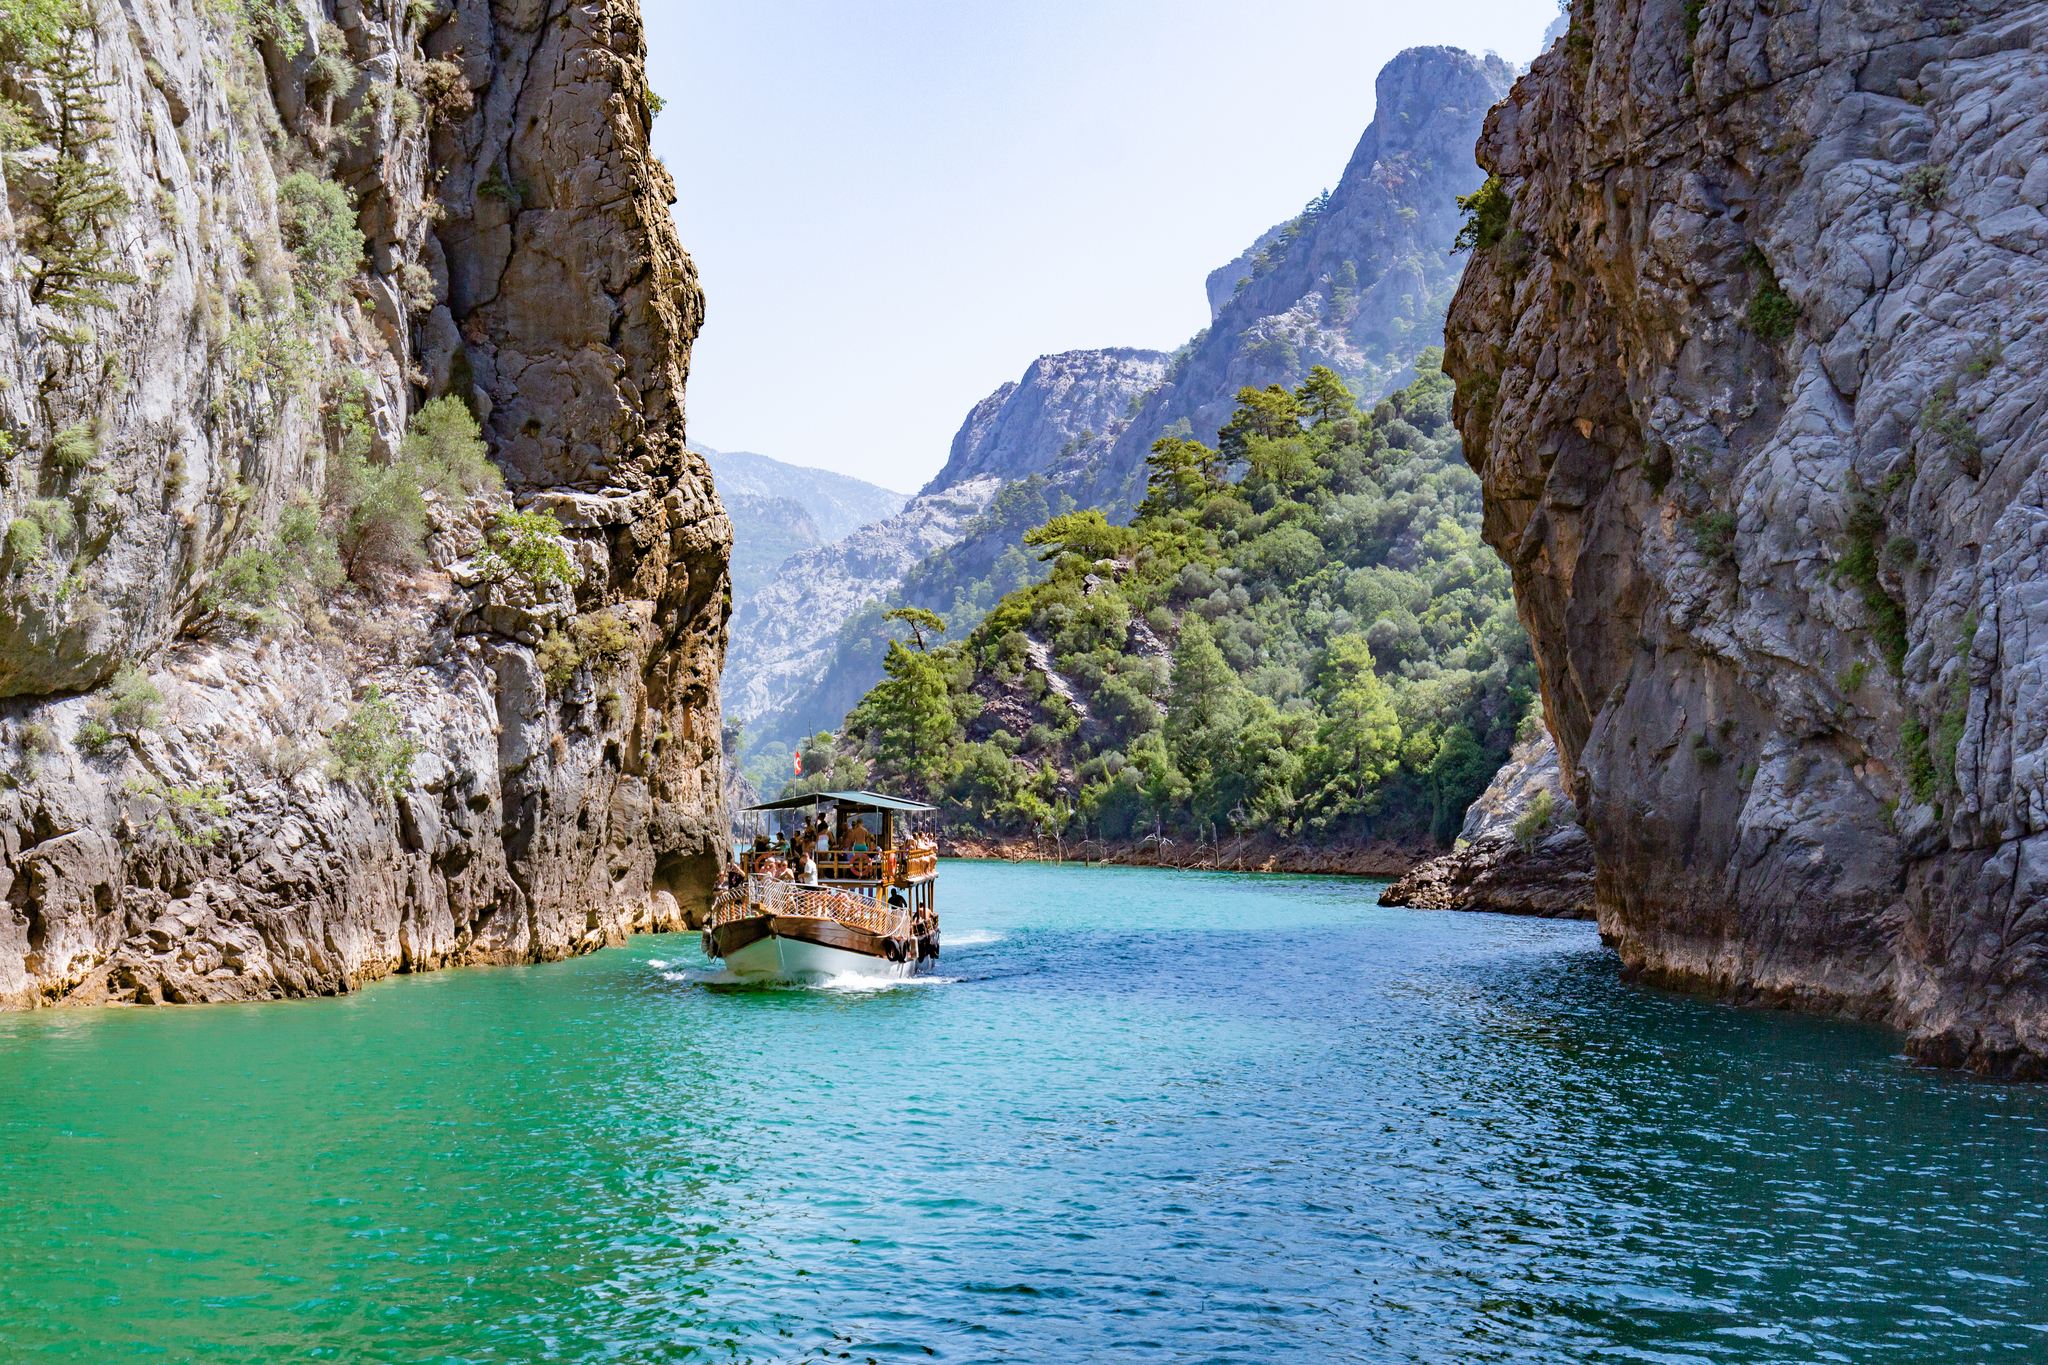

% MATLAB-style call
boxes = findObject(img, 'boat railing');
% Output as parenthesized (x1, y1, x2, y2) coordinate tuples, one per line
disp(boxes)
(709, 876, 913, 939)
(743, 845, 938, 884)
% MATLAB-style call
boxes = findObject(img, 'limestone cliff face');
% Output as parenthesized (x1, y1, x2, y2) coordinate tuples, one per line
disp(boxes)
(0, 0, 727, 1008)
(1447, 0, 2048, 1073)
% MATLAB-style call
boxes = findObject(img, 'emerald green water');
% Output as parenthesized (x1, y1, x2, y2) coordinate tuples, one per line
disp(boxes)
(1, 861, 2044, 1362)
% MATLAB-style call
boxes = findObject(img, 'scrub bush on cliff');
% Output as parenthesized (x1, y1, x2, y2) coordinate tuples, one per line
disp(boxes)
(330, 396, 501, 584)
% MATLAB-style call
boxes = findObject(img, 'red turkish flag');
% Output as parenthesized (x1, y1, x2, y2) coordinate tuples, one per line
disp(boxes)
(794, 750, 802, 776)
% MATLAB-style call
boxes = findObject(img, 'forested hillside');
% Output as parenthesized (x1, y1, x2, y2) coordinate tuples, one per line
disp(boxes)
(728, 46, 1513, 769)
(793, 354, 1534, 847)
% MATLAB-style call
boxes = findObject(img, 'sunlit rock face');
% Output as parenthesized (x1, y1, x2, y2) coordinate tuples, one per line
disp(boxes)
(0, 0, 728, 1008)
(1447, 0, 2048, 1074)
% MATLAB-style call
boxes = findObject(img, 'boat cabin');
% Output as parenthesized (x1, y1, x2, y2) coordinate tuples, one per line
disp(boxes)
(737, 789, 939, 916)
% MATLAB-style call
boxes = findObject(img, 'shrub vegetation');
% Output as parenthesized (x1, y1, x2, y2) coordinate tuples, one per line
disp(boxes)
(828, 354, 1536, 846)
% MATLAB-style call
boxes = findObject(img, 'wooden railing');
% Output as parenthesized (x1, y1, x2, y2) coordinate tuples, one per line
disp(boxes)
(709, 877, 913, 939)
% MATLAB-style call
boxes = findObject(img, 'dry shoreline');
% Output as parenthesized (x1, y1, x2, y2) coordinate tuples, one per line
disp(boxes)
(937, 835, 1427, 879)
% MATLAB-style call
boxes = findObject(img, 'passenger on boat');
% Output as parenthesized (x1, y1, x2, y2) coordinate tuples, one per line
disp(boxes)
(847, 818, 873, 851)
(801, 849, 819, 885)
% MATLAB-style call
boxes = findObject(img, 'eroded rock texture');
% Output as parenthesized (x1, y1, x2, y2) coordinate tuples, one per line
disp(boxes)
(1380, 731, 1596, 918)
(0, 0, 727, 1009)
(1447, 0, 2048, 1072)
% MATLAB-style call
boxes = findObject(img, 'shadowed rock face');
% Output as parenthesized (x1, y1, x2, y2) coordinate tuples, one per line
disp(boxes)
(0, 0, 727, 1009)
(1446, 0, 2048, 1074)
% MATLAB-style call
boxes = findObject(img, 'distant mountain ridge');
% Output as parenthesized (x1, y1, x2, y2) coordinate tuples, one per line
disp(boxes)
(695, 446, 908, 607)
(695, 446, 908, 543)
(724, 45, 1516, 756)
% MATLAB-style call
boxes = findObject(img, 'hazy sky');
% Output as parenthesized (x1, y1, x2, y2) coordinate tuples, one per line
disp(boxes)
(643, 0, 1558, 494)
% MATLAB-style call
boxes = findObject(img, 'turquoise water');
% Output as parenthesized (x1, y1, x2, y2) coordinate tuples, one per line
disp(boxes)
(1, 861, 2044, 1363)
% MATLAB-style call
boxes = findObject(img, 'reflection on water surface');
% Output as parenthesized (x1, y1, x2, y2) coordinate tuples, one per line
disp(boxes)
(1, 860, 2043, 1362)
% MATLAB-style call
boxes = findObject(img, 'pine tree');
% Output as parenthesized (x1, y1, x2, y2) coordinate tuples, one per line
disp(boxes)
(9, 11, 137, 317)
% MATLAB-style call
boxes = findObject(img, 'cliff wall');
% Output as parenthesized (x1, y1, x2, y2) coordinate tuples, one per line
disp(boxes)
(1447, 0, 2048, 1073)
(0, 0, 728, 1008)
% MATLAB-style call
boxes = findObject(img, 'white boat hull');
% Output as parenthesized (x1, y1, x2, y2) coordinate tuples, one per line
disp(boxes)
(720, 933, 917, 983)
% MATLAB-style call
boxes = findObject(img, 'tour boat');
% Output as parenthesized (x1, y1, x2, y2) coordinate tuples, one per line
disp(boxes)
(704, 790, 941, 982)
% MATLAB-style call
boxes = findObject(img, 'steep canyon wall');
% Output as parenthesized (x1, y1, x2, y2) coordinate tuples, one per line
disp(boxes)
(1448, 0, 2048, 1073)
(0, 0, 728, 1008)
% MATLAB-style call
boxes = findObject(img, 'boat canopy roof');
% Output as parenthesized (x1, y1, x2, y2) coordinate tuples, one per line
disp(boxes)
(741, 789, 938, 815)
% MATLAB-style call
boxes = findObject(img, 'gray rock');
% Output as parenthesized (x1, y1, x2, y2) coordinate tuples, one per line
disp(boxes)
(1380, 730, 1596, 918)
(1446, 0, 2048, 1077)
(0, 0, 728, 1010)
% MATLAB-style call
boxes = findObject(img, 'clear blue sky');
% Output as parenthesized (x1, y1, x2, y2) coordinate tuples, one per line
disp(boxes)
(643, 0, 1558, 494)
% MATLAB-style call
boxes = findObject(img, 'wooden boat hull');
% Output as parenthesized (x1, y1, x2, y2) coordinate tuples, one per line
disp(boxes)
(707, 914, 936, 982)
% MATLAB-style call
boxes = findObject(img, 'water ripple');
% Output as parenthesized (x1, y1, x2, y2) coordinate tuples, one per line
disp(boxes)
(0, 860, 2043, 1361)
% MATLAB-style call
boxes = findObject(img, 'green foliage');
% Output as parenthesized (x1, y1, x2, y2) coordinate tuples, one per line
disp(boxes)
(1692, 509, 1737, 562)
(1839, 659, 1869, 695)
(1901, 716, 1937, 805)
(104, 662, 163, 732)
(1744, 247, 1799, 341)
(486, 509, 575, 592)
(572, 610, 638, 668)
(1683, 0, 1706, 39)
(1512, 788, 1556, 850)
(1936, 612, 1976, 792)
(835, 357, 1534, 847)
(75, 716, 115, 756)
(329, 686, 419, 794)
(200, 0, 304, 54)
(331, 398, 501, 584)
(330, 441, 427, 580)
(404, 397, 499, 497)
(202, 498, 343, 621)
(123, 776, 228, 846)
(51, 420, 97, 468)
(276, 173, 362, 304)
(1921, 380, 1981, 475)
(1834, 473, 1909, 675)
(883, 606, 946, 652)
(1902, 165, 1947, 212)
(1451, 175, 1511, 254)
(537, 629, 580, 692)
(4, 9, 139, 317)
(5, 518, 42, 565)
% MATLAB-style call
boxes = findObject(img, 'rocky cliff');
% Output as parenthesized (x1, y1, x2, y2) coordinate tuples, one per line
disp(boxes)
(1379, 730, 1595, 918)
(1103, 46, 1517, 501)
(0, 0, 728, 1009)
(1447, 0, 2048, 1073)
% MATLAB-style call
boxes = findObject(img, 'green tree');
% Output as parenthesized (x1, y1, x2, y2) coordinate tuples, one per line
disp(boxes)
(404, 396, 500, 497)
(8, 8, 137, 316)
(1217, 384, 1303, 462)
(1023, 509, 1137, 564)
(1313, 633, 1402, 797)
(1295, 365, 1357, 426)
(1137, 435, 1222, 518)
(276, 172, 363, 305)
(848, 640, 958, 797)
(885, 605, 946, 652)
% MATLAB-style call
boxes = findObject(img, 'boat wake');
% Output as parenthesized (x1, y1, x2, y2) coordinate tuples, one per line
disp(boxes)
(944, 929, 1005, 948)
(651, 963, 958, 991)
